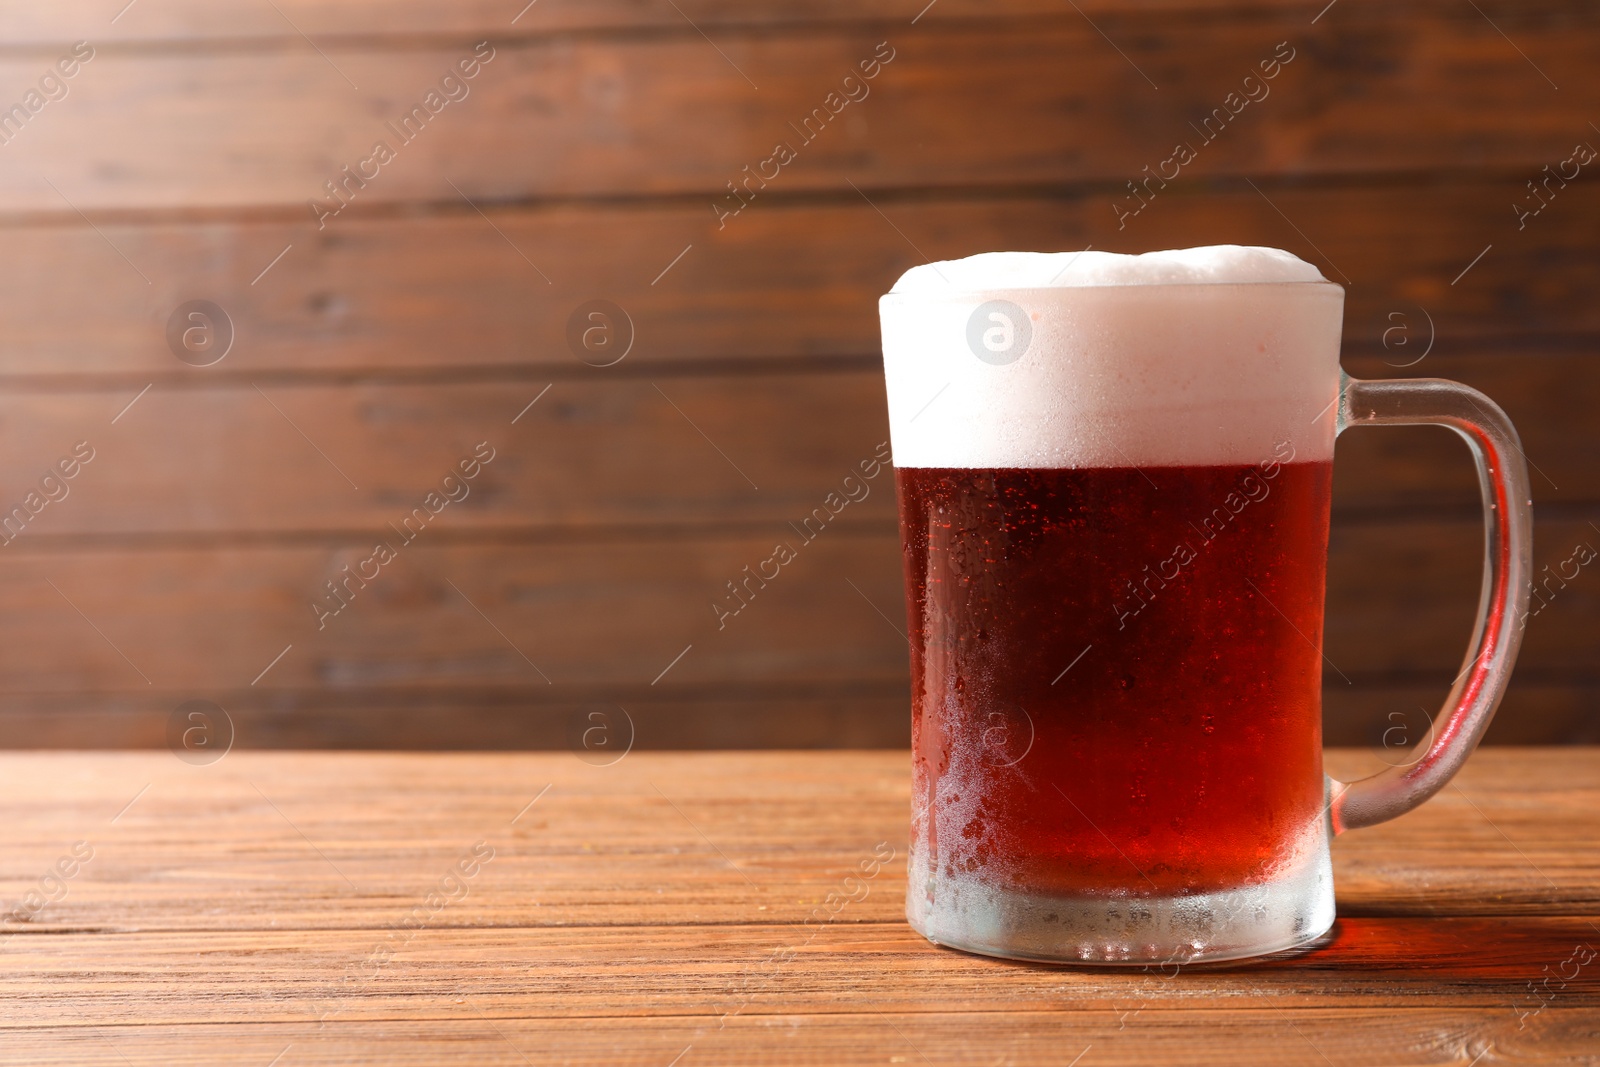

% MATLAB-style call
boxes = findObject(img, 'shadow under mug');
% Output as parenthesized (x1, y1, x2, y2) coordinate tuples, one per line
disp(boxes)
(878, 280, 1531, 964)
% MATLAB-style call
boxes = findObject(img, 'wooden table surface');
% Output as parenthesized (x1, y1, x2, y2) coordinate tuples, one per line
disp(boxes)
(0, 748, 1596, 1065)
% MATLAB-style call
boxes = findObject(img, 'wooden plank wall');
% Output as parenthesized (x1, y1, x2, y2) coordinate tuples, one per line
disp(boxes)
(0, 0, 1592, 748)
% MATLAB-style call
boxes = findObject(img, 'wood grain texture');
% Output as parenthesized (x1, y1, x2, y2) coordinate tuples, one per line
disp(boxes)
(0, 0, 1555, 44)
(0, 354, 1587, 543)
(0, 535, 908, 693)
(1326, 681, 1600, 747)
(0, 375, 895, 536)
(0, 749, 1595, 1063)
(0, 0, 1593, 748)
(0, 688, 916, 750)
(3, 1014, 1597, 1067)
(5, 920, 1600, 1023)
(0, 674, 1587, 750)
(0, 518, 1592, 687)
(1, 183, 1596, 379)
(0, 514, 1591, 749)
(0, 11, 1593, 214)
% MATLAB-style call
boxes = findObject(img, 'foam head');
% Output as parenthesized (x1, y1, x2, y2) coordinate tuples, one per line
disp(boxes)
(878, 245, 1345, 469)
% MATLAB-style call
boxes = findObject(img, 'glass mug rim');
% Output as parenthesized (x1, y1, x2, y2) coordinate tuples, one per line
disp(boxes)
(879, 279, 1344, 301)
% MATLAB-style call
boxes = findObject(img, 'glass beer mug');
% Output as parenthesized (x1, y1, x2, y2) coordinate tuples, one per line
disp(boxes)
(878, 247, 1531, 964)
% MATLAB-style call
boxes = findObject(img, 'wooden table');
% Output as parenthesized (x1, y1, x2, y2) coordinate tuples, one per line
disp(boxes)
(1, 749, 1596, 1065)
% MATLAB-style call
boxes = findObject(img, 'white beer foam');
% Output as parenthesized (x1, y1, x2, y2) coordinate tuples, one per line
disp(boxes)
(879, 246, 1344, 469)
(891, 245, 1326, 293)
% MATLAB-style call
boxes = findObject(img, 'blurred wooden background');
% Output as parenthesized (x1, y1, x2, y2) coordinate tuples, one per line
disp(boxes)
(0, 0, 1593, 749)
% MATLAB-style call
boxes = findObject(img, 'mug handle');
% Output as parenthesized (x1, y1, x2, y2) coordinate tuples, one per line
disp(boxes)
(1328, 373, 1533, 833)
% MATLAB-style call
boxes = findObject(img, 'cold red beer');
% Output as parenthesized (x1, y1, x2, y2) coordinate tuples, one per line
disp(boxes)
(898, 456, 1332, 899)
(879, 247, 1531, 963)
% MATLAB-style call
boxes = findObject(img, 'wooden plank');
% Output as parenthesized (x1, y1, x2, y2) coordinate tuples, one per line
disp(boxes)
(0, 687, 913, 750)
(0, 375, 896, 536)
(4, 919, 1600, 1026)
(0, 353, 1585, 543)
(1, 183, 1594, 378)
(0, 517, 1592, 694)
(0, 535, 911, 694)
(3, 1011, 1596, 1067)
(0, 674, 1589, 749)
(0, 0, 1518, 44)
(0, 750, 1593, 934)
(1325, 679, 1600, 747)
(1335, 352, 1600, 512)
(0, 13, 1593, 214)
(0, 748, 1595, 1067)
(1323, 517, 1600, 678)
